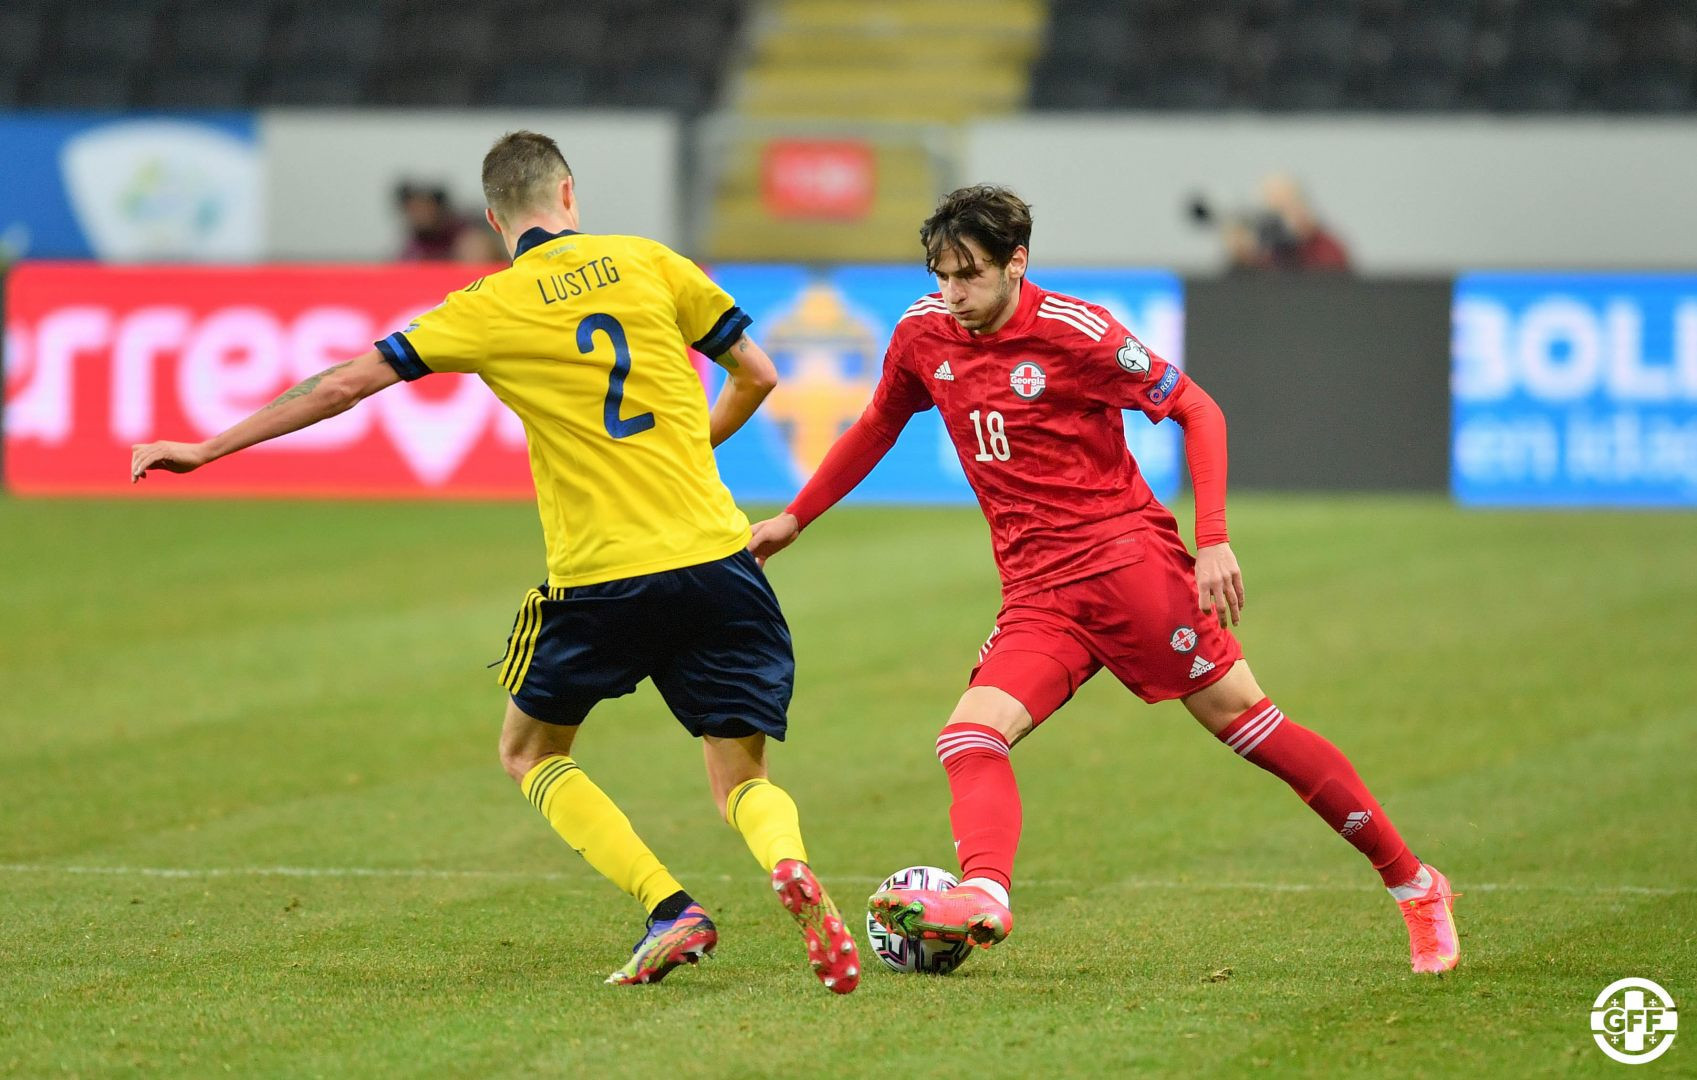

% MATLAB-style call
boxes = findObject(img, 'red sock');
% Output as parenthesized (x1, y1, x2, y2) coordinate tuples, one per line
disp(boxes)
(1218, 698, 1421, 887)
(935, 723, 1021, 892)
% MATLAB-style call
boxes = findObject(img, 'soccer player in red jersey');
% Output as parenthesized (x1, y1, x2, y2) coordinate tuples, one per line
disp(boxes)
(749, 186, 1459, 974)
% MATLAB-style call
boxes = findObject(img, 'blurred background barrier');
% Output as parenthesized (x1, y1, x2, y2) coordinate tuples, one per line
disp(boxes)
(7, 265, 1697, 506)
(263, 110, 683, 260)
(2, 0, 1696, 507)
(3, 263, 521, 496)
(1452, 273, 1697, 506)
(1184, 275, 1453, 493)
(963, 116, 1697, 273)
(1, 262, 1184, 502)
(0, 112, 263, 262)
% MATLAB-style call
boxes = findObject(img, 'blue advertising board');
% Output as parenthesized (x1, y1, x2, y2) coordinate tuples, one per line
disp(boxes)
(1452, 273, 1697, 506)
(708, 265, 1187, 505)
(0, 112, 261, 262)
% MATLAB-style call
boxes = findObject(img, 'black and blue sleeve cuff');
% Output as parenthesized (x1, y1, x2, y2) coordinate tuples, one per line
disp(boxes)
(374, 332, 431, 381)
(692, 306, 752, 359)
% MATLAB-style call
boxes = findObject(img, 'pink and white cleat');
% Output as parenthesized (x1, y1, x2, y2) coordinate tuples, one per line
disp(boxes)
(772, 859, 860, 994)
(1392, 863, 1461, 973)
(869, 883, 1014, 949)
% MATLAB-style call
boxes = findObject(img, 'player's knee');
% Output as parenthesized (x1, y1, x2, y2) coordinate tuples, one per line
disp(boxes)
(498, 741, 533, 785)
(498, 732, 551, 785)
(942, 686, 1033, 748)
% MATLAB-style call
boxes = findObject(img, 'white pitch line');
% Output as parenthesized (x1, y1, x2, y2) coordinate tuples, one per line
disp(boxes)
(0, 864, 1688, 896)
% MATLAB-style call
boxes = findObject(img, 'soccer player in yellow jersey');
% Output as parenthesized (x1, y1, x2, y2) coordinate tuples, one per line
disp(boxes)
(129, 131, 861, 994)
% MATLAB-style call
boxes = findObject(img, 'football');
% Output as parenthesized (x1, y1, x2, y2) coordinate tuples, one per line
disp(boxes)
(864, 865, 975, 975)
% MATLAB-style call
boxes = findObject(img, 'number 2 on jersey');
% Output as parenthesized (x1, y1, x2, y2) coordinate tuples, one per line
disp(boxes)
(577, 313, 655, 439)
(970, 410, 1011, 462)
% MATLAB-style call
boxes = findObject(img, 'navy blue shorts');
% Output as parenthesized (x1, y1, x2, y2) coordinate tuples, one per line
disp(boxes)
(496, 549, 793, 739)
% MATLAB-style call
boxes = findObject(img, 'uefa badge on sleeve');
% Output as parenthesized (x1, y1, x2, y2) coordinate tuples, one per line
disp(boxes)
(1117, 336, 1151, 378)
(1591, 978, 1678, 1064)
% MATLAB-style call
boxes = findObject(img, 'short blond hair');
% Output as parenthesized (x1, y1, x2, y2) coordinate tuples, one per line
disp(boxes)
(481, 130, 573, 225)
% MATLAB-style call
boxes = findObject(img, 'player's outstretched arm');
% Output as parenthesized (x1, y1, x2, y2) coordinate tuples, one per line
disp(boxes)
(130, 349, 401, 482)
(749, 411, 905, 565)
(1165, 377, 1244, 626)
(751, 344, 923, 564)
(708, 334, 779, 448)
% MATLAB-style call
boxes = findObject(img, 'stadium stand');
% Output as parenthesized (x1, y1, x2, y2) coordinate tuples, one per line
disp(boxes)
(1, 0, 1690, 114)
(6, 0, 748, 112)
(1030, 0, 1696, 113)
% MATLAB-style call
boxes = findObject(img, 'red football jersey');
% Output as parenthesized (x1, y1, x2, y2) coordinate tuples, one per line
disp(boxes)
(867, 280, 1191, 598)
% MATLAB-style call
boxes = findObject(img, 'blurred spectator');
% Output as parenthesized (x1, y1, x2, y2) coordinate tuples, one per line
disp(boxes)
(395, 181, 501, 263)
(1193, 173, 1352, 273)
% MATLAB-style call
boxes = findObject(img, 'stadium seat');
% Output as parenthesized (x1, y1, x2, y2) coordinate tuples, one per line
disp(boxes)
(1045, 7, 1140, 68)
(615, 62, 713, 112)
(1262, 60, 1351, 111)
(390, 9, 498, 70)
(272, 5, 386, 73)
(169, 3, 276, 70)
(1277, 7, 1360, 68)
(1615, 5, 1697, 69)
(0, 63, 24, 107)
(1511, 10, 1598, 74)
(1140, 60, 1235, 109)
(486, 69, 595, 108)
(0, 7, 46, 67)
(28, 70, 137, 108)
(624, 11, 728, 70)
(1030, 63, 1116, 110)
(1483, 59, 1579, 111)
(499, 10, 611, 68)
(1396, 12, 1476, 71)
(371, 70, 478, 108)
(260, 70, 370, 106)
(142, 68, 253, 108)
(1596, 67, 1694, 113)
(49, 5, 158, 69)
(1373, 60, 1465, 110)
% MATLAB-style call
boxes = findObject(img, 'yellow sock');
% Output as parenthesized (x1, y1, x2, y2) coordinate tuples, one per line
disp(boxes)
(725, 777, 808, 871)
(521, 755, 683, 914)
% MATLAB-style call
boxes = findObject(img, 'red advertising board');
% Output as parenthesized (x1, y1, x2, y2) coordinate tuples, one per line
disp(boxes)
(2, 263, 703, 498)
(760, 139, 876, 220)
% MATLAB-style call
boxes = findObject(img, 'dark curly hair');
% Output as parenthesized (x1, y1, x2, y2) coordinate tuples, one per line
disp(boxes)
(920, 185, 1033, 273)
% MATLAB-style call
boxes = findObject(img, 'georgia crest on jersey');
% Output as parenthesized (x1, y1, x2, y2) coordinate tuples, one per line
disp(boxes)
(872, 282, 1191, 596)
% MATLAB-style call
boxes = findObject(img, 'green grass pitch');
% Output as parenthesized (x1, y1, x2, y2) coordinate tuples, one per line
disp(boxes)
(2, 496, 1693, 1077)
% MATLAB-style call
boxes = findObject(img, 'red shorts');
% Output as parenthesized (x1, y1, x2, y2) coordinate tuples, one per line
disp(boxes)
(970, 525, 1242, 723)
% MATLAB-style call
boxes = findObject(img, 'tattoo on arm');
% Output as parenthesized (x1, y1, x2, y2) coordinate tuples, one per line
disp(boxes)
(265, 361, 353, 409)
(716, 334, 748, 369)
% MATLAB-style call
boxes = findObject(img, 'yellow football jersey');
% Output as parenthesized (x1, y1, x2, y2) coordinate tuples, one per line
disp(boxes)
(375, 229, 753, 587)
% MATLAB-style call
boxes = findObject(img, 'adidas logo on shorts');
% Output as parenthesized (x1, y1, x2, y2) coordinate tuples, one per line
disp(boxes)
(1189, 655, 1215, 679)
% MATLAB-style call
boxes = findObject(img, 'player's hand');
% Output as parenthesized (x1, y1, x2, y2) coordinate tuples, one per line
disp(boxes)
(1196, 542, 1245, 627)
(748, 512, 801, 567)
(130, 440, 212, 483)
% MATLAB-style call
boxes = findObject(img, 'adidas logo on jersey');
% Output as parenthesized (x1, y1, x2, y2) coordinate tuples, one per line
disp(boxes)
(933, 361, 955, 381)
(1189, 655, 1216, 679)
